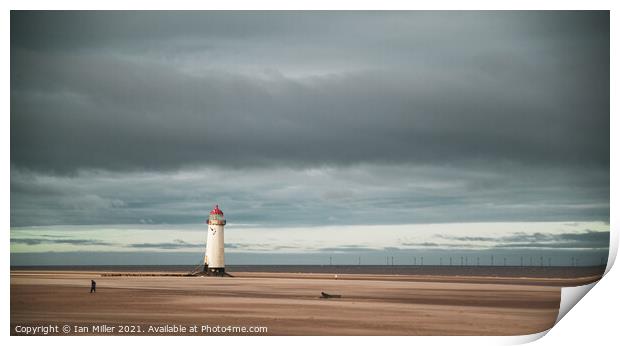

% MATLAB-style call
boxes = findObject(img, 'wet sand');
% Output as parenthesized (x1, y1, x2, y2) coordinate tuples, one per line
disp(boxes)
(11, 270, 582, 335)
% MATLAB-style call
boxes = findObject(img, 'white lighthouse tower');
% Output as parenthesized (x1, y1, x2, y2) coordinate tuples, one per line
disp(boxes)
(204, 204, 226, 276)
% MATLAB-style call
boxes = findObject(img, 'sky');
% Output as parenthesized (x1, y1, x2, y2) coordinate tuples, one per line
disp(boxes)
(10, 11, 609, 265)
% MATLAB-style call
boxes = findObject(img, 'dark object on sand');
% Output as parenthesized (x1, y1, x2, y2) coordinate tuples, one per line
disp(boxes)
(320, 291, 341, 299)
(90, 280, 96, 293)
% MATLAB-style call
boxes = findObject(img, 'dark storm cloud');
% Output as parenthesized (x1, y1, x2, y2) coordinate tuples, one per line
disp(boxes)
(9, 11, 610, 228)
(11, 11, 609, 173)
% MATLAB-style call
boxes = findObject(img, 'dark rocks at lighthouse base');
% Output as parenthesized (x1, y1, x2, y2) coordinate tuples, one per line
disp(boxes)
(191, 267, 233, 277)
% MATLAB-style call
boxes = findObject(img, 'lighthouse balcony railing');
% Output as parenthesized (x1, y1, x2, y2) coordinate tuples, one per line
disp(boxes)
(208, 219, 226, 225)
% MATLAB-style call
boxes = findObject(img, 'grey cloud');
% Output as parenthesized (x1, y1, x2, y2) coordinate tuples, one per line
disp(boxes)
(318, 230, 609, 253)
(212, 242, 297, 251)
(222, 243, 297, 250)
(11, 11, 609, 173)
(400, 242, 482, 249)
(127, 239, 203, 250)
(9, 11, 609, 228)
(10, 163, 609, 227)
(319, 243, 489, 252)
(494, 230, 610, 249)
(435, 235, 497, 242)
(401, 242, 441, 247)
(272, 245, 298, 250)
(493, 242, 607, 249)
(11, 238, 116, 246)
(552, 230, 610, 243)
(435, 230, 609, 250)
(318, 246, 379, 253)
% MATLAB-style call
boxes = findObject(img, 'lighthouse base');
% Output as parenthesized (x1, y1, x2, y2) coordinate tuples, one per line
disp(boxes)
(203, 265, 226, 277)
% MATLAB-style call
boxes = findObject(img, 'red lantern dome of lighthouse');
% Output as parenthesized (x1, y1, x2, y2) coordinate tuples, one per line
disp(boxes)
(207, 204, 226, 225)
(210, 204, 224, 216)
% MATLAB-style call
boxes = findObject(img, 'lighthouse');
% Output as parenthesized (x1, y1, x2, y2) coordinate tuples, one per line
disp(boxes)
(204, 204, 226, 276)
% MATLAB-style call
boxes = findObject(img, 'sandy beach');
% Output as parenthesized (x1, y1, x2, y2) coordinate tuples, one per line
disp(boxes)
(10, 269, 594, 336)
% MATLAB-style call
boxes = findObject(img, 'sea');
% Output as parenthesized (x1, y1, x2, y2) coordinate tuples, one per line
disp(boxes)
(10, 264, 605, 278)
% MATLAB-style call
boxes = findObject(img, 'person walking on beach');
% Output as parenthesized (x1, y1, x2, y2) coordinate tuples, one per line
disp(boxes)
(90, 280, 96, 293)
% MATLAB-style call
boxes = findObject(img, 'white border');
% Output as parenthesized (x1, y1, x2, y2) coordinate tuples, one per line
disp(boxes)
(4, 1, 616, 346)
